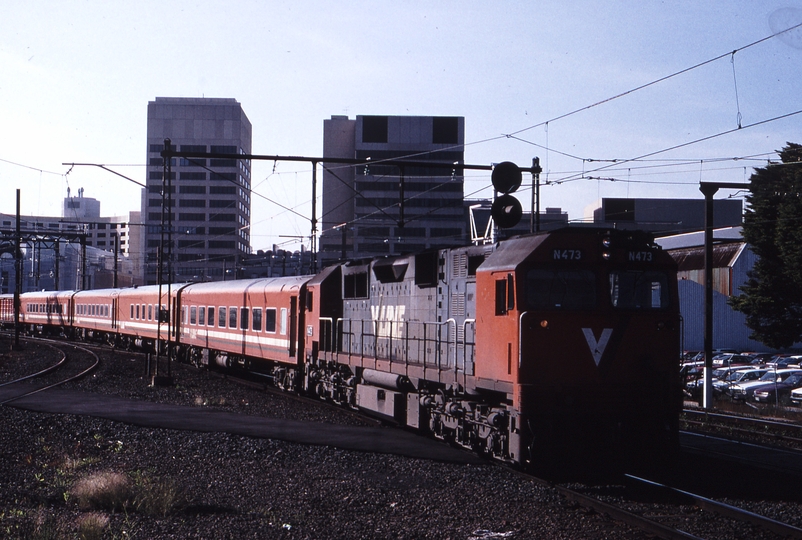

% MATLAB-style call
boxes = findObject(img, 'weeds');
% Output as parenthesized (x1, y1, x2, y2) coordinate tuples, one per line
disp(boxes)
(71, 471, 134, 512)
(76, 512, 108, 540)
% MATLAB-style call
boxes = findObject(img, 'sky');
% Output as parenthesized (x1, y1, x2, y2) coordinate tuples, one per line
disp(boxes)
(1, 1, 801, 252)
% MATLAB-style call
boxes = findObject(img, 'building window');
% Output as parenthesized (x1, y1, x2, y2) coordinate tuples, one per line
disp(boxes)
(432, 117, 459, 144)
(179, 199, 206, 207)
(362, 116, 388, 143)
(209, 214, 236, 222)
(209, 199, 236, 208)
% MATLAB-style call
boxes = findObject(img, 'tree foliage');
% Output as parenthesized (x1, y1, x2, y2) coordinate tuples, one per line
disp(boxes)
(730, 143, 802, 349)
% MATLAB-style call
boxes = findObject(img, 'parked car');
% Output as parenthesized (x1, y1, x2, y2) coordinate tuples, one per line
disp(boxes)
(747, 352, 777, 365)
(711, 353, 753, 368)
(752, 372, 802, 404)
(730, 369, 802, 401)
(713, 368, 769, 398)
(788, 386, 802, 406)
(765, 356, 802, 369)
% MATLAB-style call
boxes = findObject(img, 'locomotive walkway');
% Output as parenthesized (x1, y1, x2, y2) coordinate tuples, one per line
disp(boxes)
(0, 384, 483, 465)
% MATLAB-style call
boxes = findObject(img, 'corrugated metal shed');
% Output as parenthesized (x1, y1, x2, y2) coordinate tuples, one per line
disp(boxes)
(660, 227, 774, 352)
(670, 242, 744, 296)
(677, 279, 769, 352)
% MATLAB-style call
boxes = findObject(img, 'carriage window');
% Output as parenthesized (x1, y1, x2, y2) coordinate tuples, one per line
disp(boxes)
(527, 269, 596, 310)
(190, 306, 197, 325)
(280, 308, 288, 335)
(181, 306, 186, 324)
(229, 307, 237, 329)
(240, 308, 249, 330)
(218, 307, 227, 327)
(252, 308, 262, 331)
(264, 308, 277, 333)
(199, 307, 205, 326)
(208, 307, 215, 327)
(148, 304, 153, 321)
(609, 271, 669, 310)
(130, 305, 134, 318)
(141, 304, 145, 319)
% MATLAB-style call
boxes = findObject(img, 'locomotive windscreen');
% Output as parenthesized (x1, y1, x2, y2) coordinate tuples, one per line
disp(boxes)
(526, 269, 596, 310)
(609, 270, 670, 310)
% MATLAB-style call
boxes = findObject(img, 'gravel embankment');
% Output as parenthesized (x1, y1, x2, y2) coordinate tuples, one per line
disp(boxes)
(0, 338, 644, 539)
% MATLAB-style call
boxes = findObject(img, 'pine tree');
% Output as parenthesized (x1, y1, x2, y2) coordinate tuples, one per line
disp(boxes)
(730, 143, 802, 348)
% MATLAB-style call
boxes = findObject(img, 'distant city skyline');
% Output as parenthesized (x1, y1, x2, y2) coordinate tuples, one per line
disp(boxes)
(2, 2, 801, 252)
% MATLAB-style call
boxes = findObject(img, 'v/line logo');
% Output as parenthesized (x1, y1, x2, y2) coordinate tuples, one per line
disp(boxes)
(582, 328, 613, 366)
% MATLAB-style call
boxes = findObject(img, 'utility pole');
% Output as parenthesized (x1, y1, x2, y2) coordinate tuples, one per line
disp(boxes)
(13, 190, 21, 350)
(699, 181, 749, 409)
(530, 157, 542, 233)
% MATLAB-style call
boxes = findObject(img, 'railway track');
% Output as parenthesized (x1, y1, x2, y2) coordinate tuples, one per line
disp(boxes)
(0, 337, 100, 405)
(539, 472, 802, 540)
(682, 407, 802, 450)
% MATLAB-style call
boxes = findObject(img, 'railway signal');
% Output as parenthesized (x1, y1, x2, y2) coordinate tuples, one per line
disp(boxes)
(491, 161, 523, 228)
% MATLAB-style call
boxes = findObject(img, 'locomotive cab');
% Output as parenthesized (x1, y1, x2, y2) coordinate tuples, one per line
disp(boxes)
(476, 228, 681, 469)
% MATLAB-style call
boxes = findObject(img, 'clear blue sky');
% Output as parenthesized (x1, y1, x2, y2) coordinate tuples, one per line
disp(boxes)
(1, 1, 800, 251)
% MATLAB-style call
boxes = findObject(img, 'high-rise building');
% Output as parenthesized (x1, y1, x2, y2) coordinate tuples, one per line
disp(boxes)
(143, 97, 252, 284)
(319, 115, 466, 265)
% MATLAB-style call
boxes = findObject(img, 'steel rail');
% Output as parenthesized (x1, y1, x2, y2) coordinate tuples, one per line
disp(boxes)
(0, 340, 100, 405)
(0, 339, 67, 387)
(626, 474, 802, 539)
(550, 482, 704, 540)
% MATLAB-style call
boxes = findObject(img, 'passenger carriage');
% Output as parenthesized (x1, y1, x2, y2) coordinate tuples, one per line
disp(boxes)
(177, 276, 310, 381)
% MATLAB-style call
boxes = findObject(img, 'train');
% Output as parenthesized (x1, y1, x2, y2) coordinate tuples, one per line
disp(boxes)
(1, 227, 682, 469)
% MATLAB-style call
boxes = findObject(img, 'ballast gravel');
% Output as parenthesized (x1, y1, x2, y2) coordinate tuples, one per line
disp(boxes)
(0, 339, 646, 539)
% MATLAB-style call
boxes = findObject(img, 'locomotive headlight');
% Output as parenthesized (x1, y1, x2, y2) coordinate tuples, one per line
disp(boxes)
(540, 320, 549, 329)
(602, 251, 611, 260)
(602, 237, 612, 248)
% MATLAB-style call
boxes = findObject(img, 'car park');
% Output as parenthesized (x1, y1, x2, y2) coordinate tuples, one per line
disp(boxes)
(730, 369, 802, 401)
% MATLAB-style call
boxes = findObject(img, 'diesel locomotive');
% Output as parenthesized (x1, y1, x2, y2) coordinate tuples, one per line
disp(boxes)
(3, 227, 682, 468)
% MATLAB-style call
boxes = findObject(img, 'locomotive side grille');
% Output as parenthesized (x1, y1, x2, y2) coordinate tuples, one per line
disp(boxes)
(452, 253, 467, 278)
(451, 293, 465, 317)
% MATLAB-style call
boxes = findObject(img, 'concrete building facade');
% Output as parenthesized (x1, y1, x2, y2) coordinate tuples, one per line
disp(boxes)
(319, 115, 466, 265)
(144, 97, 252, 284)
(589, 198, 743, 234)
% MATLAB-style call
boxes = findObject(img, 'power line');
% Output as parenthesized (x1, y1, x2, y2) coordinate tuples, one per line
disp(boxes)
(501, 19, 802, 140)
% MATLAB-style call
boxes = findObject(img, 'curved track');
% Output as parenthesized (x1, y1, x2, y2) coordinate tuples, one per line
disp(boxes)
(0, 338, 100, 405)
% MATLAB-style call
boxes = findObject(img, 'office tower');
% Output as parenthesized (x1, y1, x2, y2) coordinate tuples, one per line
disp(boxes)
(320, 115, 465, 265)
(144, 97, 252, 283)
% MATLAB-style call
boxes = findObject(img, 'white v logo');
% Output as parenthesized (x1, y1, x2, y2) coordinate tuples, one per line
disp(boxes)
(582, 328, 613, 366)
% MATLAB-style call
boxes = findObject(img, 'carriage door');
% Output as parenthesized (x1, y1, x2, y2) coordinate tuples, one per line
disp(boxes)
(289, 296, 298, 358)
(111, 298, 118, 329)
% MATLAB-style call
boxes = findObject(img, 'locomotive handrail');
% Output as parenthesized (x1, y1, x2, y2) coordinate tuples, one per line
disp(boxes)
(519, 312, 532, 369)
(331, 317, 463, 371)
(462, 318, 476, 379)
(446, 318, 457, 371)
